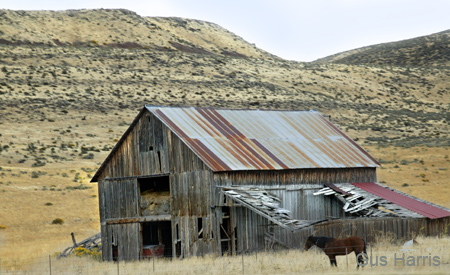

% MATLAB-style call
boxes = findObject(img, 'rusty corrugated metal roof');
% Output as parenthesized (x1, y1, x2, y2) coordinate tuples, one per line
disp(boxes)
(352, 182, 450, 219)
(147, 106, 380, 172)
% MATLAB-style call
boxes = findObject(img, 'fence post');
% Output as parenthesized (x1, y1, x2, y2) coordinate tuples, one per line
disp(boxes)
(345, 248, 348, 270)
(153, 255, 155, 272)
(49, 255, 52, 275)
(117, 259, 119, 275)
(242, 250, 244, 274)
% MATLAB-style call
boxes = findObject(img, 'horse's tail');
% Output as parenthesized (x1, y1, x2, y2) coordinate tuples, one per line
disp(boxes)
(363, 238, 367, 254)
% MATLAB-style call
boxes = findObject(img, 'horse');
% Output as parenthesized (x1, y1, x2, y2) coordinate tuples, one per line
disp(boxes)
(304, 235, 367, 268)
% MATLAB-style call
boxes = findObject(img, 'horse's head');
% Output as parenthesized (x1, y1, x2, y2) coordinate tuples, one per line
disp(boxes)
(304, 235, 314, 251)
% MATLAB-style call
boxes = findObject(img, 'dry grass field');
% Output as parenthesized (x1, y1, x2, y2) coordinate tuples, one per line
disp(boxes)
(1, 8, 450, 274)
(1, 236, 449, 274)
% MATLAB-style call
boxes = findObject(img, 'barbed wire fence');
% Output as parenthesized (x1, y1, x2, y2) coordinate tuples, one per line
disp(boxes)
(0, 243, 448, 274)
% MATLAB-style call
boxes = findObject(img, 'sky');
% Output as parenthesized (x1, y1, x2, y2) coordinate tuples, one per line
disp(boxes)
(1, 0, 450, 61)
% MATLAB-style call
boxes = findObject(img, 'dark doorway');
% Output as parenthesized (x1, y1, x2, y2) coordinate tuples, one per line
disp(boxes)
(220, 206, 237, 255)
(141, 221, 173, 258)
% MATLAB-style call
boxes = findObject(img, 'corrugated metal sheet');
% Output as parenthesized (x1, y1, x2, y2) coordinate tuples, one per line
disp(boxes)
(147, 106, 380, 172)
(352, 182, 450, 219)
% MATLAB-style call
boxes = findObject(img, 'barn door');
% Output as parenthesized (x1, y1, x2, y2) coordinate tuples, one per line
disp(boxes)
(101, 178, 141, 260)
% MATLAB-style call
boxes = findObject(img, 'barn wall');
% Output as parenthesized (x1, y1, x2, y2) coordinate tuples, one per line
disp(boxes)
(99, 178, 140, 261)
(213, 168, 376, 250)
(213, 168, 377, 187)
(234, 207, 267, 252)
(97, 110, 170, 181)
(313, 217, 450, 244)
(96, 110, 217, 260)
(168, 132, 215, 258)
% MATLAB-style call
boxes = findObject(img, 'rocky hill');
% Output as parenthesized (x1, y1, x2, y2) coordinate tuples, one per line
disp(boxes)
(315, 29, 450, 67)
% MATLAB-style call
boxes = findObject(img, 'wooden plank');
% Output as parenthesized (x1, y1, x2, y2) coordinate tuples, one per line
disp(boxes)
(106, 215, 172, 225)
(103, 174, 170, 181)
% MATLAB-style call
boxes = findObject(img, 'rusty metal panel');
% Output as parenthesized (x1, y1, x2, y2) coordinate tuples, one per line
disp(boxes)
(147, 106, 380, 172)
(352, 182, 450, 219)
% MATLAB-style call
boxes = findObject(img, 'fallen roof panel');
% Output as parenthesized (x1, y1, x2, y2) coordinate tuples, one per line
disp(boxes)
(314, 183, 423, 218)
(221, 186, 323, 231)
(352, 182, 450, 219)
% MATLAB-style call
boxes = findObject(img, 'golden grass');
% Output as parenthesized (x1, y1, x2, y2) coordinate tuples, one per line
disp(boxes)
(1, 236, 448, 274)
(367, 145, 450, 208)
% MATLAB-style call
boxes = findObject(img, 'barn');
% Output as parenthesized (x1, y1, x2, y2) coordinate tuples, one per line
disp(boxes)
(91, 105, 450, 261)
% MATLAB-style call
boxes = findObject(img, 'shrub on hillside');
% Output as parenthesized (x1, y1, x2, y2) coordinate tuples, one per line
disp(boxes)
(52, 218, 64, 225)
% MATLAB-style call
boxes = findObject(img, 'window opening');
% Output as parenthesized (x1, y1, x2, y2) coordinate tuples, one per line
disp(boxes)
(139, 176, 170, 216)
(198, 218, 203, 239)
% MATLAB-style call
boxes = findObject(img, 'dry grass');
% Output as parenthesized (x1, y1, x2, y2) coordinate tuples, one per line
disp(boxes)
(1, 236, 448, 274)
(367, 145, 450, 208)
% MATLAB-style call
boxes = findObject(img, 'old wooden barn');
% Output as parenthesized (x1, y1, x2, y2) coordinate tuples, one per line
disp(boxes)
(91, 105, 450, 261)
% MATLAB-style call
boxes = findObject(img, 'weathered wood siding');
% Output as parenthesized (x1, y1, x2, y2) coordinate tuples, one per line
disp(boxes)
(234, 207, 267, 252)
(97, 111, 172, 261)
(96, 110, 217, 260)
(168, 132, 215, 258)
(98, 111, 170, 181)
(214, 168, 377, 187)
(213, 168, 375, 250)
(99, 178, 140, 260)
(313, 217, 450, 243)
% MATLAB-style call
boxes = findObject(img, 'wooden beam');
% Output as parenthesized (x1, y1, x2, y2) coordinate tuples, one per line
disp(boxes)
(103, 173, 170, 181)
(106, 215, 171, 225)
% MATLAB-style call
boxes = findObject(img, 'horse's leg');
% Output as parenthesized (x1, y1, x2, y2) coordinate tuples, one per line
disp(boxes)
(355, 248, 366, 269)
(328, 255, 337, 267)
(356, 253, 360, 269)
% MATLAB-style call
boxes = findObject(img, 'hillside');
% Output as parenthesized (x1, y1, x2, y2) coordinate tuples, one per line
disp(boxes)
(0, 9, 275, 59)
(315, 29, 450, 67)
(0, 9, 449, 268)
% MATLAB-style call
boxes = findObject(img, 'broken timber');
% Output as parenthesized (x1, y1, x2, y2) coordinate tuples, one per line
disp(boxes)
(57, 232, 101, 259)
(221, 186, 324, 231)
(314, 183, 423, 218)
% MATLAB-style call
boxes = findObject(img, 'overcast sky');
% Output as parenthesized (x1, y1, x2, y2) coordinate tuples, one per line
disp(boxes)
(2, 0, 450, 61)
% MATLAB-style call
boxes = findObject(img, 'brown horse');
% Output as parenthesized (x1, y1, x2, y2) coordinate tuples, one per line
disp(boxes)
(304, 236, 367, 268)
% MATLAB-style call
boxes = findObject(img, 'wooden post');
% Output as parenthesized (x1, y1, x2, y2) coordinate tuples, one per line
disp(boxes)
(346, 248, 348, 270)
(157, 223, 163, 245)
(49, 255, 52, 275)
(71, 232, 78, 247)
(242, 249, 244, 274)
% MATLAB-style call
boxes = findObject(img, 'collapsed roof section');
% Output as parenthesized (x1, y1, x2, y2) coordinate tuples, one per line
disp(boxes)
(314, 182, 450, 219)
(221, 186, 323, 231)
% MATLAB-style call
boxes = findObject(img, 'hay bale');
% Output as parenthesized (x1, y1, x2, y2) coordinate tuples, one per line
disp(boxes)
(140, 190, 170, 216)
